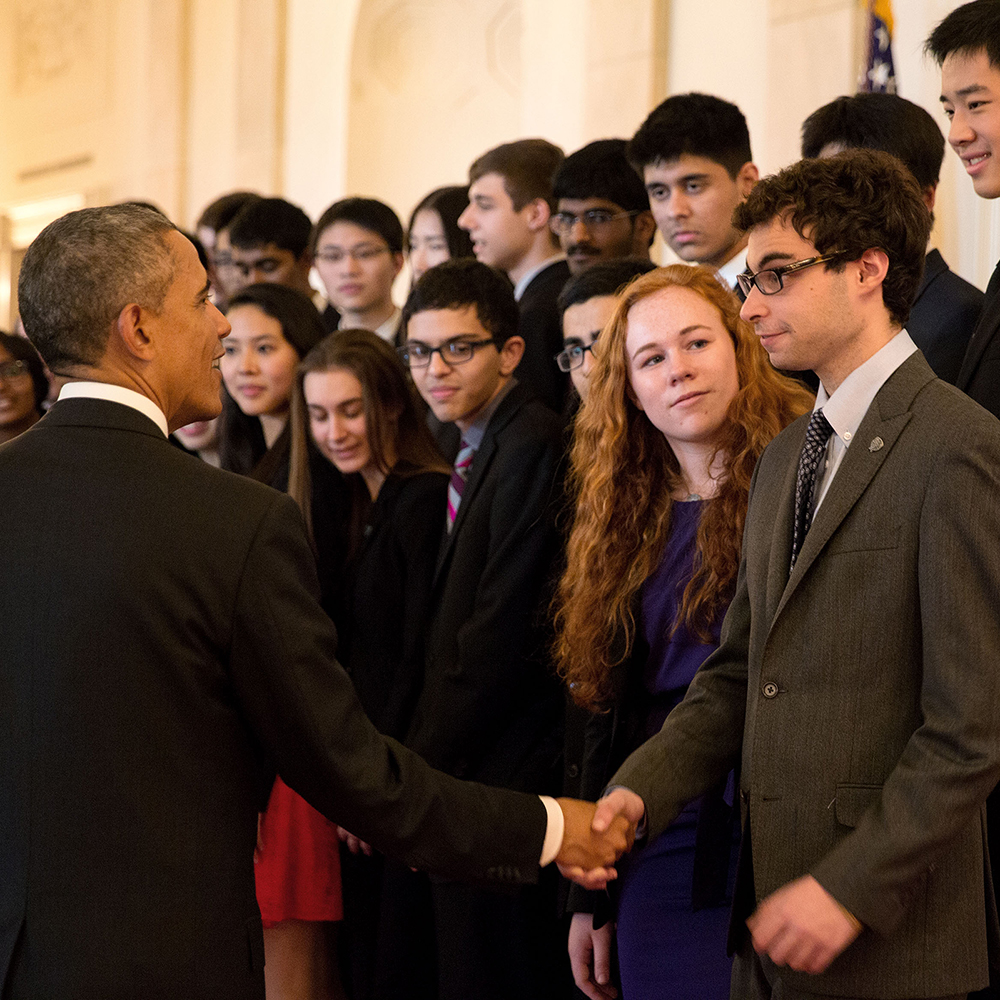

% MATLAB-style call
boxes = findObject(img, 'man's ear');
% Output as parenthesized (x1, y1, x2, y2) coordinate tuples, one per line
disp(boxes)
(923, 183, 937, 214)
(633, 210, 658, 251)
(115, 303, 155, 361)
(856, 247, 890, 293)
(736, 162, 760, 200)
(498, 335, 525, 375)
(391, 251, 406, 278)
(523, 198, 552, 234)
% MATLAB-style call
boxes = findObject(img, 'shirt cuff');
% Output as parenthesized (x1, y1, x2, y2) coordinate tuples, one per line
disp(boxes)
(539, 795, 565, 866)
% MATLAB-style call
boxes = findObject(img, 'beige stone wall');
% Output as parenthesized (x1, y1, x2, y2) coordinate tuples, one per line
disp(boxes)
(0, 0, 997, 329)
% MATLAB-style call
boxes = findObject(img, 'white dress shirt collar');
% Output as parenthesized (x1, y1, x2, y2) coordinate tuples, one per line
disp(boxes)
(513, 255, 566, 302)
(811, 330, 917, 513)
(716, 246, 749, 293)
(58, 381, 170, 437)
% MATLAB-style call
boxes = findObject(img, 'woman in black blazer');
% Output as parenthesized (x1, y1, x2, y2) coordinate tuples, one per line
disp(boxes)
(288, 328, 449, 1000)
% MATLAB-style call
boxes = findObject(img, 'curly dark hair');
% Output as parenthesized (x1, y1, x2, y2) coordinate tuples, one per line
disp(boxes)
(733, 148, 930, 328)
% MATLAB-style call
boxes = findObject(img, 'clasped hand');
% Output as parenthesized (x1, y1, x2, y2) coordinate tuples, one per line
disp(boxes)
(556, 789, 645, 889)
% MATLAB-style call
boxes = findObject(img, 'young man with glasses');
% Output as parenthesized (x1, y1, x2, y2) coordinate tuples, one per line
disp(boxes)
(311, 196, 405, 341)
(459, 138, 570, 413)
(395, 257, 568, 1000)
(627, 92, 759, 292)
(552, 139, 656, 277)
(556, 258, 655, 404)
(583, 149, 1000, 1000)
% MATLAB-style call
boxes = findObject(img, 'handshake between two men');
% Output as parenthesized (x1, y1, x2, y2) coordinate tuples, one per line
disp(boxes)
(555, 789, 646, 887)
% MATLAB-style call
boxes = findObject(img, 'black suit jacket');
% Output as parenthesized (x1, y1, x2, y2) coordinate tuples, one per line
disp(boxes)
(958, 258, 1000, 415)
(0, 399, 547, 1000)
(339, 469, 448, 741)
(515, 259, 572, 414)
(405, 383, 564, 792)
(909, 248, 983, 385)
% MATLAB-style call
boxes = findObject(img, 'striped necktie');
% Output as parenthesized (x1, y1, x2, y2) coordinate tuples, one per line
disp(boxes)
(447, 439, 475, 531)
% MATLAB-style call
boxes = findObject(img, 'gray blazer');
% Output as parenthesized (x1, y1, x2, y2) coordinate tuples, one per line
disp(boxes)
(614, 352, 1000, 997)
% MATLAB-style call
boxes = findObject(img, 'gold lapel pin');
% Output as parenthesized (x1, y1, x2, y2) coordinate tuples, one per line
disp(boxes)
(869, 436, 884, 452)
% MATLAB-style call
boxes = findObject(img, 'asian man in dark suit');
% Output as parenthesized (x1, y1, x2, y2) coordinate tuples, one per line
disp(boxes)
(572, 151, 1000, 1000)
(801, 90, 983, 385)
(929, 3, 1000, 418)
(400, 258, 568, 1000)
(0, 205, 631, 1000)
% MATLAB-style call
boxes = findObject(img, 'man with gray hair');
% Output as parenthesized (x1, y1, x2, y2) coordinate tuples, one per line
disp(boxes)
(0, 204, 631, 999)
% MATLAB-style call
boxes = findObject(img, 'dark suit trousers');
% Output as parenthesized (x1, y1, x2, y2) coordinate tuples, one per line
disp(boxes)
(731, 944, 963, 1000)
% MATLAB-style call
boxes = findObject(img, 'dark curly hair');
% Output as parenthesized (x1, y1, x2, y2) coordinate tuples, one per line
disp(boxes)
(733, 148, 930, 328)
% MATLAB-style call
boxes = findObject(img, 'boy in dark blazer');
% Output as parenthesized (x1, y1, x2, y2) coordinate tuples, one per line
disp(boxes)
(400, 258, 568, 1000)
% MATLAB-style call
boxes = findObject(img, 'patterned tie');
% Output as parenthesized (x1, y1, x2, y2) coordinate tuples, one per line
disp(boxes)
(790, 408, 834, 569)
(447, 439, 475, 532)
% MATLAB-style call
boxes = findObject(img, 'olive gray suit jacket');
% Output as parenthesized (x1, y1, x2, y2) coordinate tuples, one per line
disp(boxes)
(0, 398, 547, 1000)
(613, 352, 1000, 998)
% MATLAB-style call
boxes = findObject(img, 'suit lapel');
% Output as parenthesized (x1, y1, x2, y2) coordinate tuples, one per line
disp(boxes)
(771, 354, 933, 625)
(763, 423, 804, 626)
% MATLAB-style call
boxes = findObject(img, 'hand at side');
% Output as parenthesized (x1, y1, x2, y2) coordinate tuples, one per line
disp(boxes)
(747, 874, 862, 974)
(568, 912, 617, 1000)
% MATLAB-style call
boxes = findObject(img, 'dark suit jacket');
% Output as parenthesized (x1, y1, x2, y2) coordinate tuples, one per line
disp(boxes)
(613, 353, 1000, 997)
(339, 469, 448, 742)
(405, 383, 564, 792)
(958, 259, 1000, 417)
(908, 248, 983, 384)
(0, 398, 547, 1000)
(515, 259, 572, 415)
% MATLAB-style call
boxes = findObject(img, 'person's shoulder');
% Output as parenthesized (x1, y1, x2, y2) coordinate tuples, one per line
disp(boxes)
(520, 259, 571, 304)
(923, 250, 984, 304)
(491, 386, 564, 443)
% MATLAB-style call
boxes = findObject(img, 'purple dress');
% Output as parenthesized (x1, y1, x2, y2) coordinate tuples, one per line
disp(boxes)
(615, 500, 739, 999)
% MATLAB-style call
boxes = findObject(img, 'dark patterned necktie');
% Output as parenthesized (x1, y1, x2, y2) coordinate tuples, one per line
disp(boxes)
(447, 439, 474, 532)
(790, 408, 834, 569)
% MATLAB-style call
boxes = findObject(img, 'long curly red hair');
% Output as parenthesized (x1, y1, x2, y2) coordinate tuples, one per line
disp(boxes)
(554, 265, 813, 711)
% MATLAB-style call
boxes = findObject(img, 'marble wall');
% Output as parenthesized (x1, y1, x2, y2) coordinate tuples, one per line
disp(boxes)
(0, 0, 996, 329)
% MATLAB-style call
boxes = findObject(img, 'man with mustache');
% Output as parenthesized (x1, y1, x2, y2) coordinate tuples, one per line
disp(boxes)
(551, 139, 656, 276)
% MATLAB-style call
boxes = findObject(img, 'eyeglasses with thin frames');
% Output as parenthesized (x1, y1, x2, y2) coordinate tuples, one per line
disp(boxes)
(549, 209, 641, 234)
(737, 252, 846, 298)
(397, 338, 496, 369)
(315, 245, 392, 265)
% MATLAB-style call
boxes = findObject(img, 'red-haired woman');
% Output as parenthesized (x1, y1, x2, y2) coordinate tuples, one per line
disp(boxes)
(554, 265, 813, 999)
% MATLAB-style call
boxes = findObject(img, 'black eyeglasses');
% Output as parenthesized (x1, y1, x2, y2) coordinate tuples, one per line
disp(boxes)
(550, 209, 640, 234)
(737, 252, 846, 297)
(0, 360, 29, 381)
(555, 340, 597, 373)
(398, 339, 496, 369)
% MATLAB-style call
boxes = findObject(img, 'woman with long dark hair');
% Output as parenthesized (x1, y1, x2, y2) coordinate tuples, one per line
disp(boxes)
(288, 328, 449, 1000)
(555, 265, 813, 999)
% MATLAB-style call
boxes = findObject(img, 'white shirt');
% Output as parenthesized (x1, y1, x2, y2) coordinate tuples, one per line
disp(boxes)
(716, 246, 749, 293)
(340, 307, 401, 345)
(812, 330, 918, 513)
(58, 381, 169, 437)
(513, 255, 567, 302)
